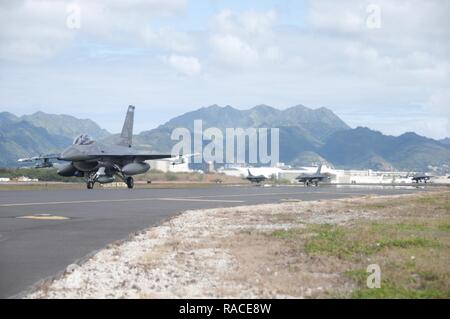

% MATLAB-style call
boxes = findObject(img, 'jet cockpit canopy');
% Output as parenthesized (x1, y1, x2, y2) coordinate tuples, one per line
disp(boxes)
(73, 134, 94, 145)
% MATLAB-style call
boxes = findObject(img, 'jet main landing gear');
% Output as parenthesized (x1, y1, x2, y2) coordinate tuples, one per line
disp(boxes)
(126, 176, 134, 189)
(86, 171, 97, 189)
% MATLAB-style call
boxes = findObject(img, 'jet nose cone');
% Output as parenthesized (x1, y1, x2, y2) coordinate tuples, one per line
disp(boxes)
(60, 146, 85, 161)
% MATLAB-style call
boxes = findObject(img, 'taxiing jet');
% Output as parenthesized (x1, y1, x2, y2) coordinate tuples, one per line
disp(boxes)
(246, 169, 268, 184)
(410, 173, 433, 184)
(18, 106, 186, 189)
(295, 164, 330, 187)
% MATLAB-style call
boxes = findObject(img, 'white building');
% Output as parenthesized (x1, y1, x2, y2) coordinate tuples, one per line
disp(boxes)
(17, 176, 38, 182)
(146, 159, 192, 173)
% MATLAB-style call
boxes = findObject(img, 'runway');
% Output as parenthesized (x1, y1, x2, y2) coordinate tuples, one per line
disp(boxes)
(0, 184, 425, 298)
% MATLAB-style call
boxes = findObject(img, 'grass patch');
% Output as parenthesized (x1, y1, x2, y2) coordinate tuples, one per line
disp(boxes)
(275, 222, 445, 260)
(378, 237, 441, 249)
(438, 223, 450, 231)
(351, 285, 450, 299)
(267, 192, 450, 298)
(271, 228, 303, 239)
(304, 224, 373, 258)
(370, 222, 428, 232)
(361, 203, 390, 210)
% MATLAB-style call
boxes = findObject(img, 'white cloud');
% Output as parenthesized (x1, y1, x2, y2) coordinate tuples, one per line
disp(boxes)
(427, 91, 450, 116)
(210, 34, 259, 67)
(167, 54, 201, 76)
(0, 0, 188, 61)
(0, 0, 449, 138)
(141, 27, 194, 53)
(209, 9, 280, 68)
(307, 1, 367, 32)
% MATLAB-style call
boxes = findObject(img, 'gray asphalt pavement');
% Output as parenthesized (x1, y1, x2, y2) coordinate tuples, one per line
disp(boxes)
(0, 184, 425, 298)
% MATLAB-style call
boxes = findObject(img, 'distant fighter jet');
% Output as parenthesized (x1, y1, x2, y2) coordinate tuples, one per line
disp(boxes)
(410, 173, 433, 183)
(295, 164, 330, 187)
(18, 106, 186, 189)
(18, 155, 58, 168)
(246, 169, 268, 184)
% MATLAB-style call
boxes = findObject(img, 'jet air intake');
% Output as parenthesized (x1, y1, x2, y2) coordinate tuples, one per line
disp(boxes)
(57, 163, 84, 177)
(122, 162, 150, 175)
(57, 163, 77, 176)
(97, 176, 115, 184)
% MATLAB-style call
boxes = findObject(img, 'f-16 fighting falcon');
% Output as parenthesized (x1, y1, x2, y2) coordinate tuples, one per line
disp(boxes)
(246, 169, 268, 184)
(18, 106, 185, 189)
(410, 173, 433, 184)
(295, 164, 330, 187)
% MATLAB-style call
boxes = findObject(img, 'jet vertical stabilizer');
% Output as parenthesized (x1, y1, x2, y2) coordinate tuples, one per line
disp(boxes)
(316, 164, 323, 174)
(117, 105, 135, 147)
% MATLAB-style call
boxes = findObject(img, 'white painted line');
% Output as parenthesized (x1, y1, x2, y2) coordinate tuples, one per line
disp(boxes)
(0, 196, 245, 207)
(157, 198, 244, 203)
(17, 215, 69, 220)
(173, 191, 364, 200)
(0, 198, 155, 207)
(0, 190, 402, 207)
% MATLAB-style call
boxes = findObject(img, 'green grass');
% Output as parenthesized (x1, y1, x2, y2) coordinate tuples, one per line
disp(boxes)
(272, 223, 443, 260)
(351, 285, 450, 299)
(438, 223, 450, 231)
(414, 197, 441, 205)
(271, 228, 303, 239)
(370, 222, 428, 232)
(269, 192, 450, 298)
(378, 238, 441, 249)
(344, 269, 450, 299)
(304, 224, 369, 258)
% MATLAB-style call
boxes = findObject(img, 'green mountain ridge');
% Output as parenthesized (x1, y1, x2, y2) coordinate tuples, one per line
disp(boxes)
(20, 111, 110, 140)
(0, 113, 71, 167)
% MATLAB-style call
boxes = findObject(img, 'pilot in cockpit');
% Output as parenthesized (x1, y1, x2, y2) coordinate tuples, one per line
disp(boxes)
(73, 134, 94, 145)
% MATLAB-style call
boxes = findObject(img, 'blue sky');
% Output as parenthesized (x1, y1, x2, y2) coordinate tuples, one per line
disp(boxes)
(0, 0, 449, 138)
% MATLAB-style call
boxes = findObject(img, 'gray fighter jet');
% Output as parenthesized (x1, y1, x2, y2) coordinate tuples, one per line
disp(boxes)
(295, 164, 330, 187)
(246, 169, 268, 184)
(18, 106, 179, 189)
(410, 173, 433, 183)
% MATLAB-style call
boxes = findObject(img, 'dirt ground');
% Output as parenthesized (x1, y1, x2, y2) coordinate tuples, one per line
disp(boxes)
(27, 191, 450, 299)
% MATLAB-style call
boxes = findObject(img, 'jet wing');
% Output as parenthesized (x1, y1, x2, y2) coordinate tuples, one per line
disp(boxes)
(18, 153, 61, 163)
(99, 154, 174, 162)
(135, 154, 174, 161)
(100, 153, 199, 163)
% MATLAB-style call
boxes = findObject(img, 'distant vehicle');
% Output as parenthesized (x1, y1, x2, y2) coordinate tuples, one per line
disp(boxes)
(246, 169, 268, 184)
(295, 164, 330, 187)
(18, 106, 189, 189)
(410, 173, 433, 183)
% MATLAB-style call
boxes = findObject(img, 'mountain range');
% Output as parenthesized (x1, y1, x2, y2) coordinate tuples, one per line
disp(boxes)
(1, 105, 449, 171)
(0, 111, 110, 167)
